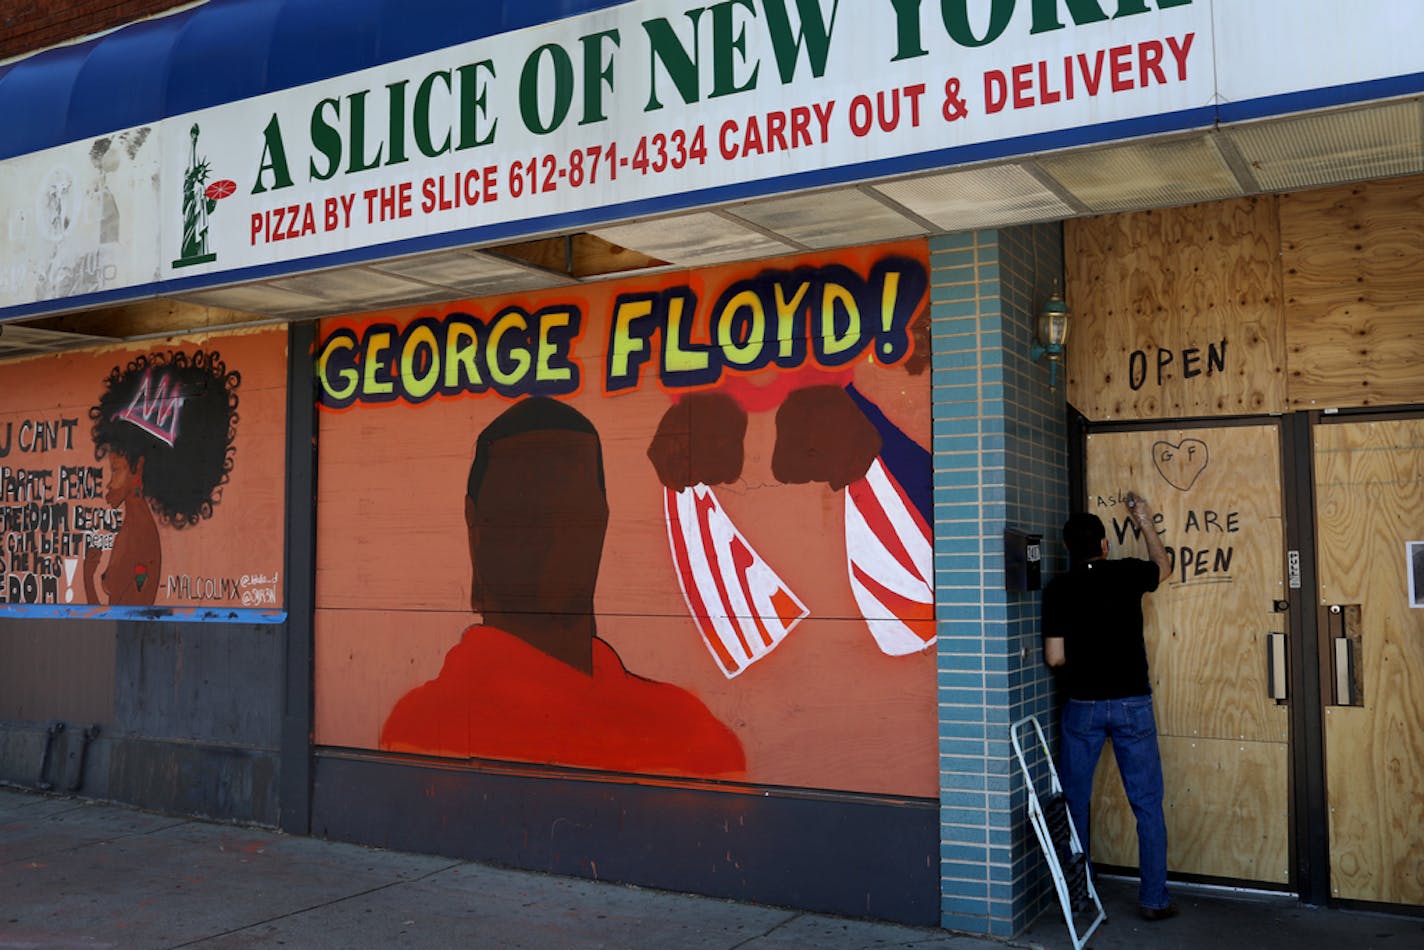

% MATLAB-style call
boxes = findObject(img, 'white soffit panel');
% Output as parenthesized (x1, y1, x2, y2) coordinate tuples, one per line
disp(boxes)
(872, 164, 1073, 232)
(591, 212, 795, 266)
(726, 188, 924, 248)
(1039, 136, 1243, 213)
(368, 249, 572, 295)
(264, 267, 455, 310)
(0, 324, 109, 357)
(1223, 101, 1424, 193)
(175, 282, 327, 316)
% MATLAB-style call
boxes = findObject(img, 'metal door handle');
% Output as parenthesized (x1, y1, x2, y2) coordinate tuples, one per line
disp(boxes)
(1326, 603, 1363, 707)
(1334, 637, 1356, 707)
(1267, 632, 1288, 702)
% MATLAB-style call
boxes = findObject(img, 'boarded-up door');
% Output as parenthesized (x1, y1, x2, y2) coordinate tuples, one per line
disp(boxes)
(1314, 417, 1424, 905)
(1083, 425, 1290, 885)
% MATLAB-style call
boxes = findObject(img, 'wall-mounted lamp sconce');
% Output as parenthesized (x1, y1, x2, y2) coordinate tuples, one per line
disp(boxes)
(1030, 292, 1071, 390)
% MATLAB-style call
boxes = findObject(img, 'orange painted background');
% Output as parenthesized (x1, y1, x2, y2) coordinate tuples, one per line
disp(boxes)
(0, 328, 287, 612)
(312, 241, 936, 797)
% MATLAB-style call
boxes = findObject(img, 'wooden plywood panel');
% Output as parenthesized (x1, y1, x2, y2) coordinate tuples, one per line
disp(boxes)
(1091, 735, 1289, 884)
(1065, 199, 1287, 422)
(1084, 424, 1289, 887)
(1314, 418, 1424, 904)
(1283, 178, 1424, 410)
(312, 242, 937, 797)
(1085, 427, 1289, 744)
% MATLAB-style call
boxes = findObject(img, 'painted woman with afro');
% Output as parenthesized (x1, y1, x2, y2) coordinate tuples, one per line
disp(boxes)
(83, 349, 239, 606)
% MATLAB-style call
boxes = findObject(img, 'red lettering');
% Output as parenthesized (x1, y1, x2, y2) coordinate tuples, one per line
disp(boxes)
(765, 110, 789, 152)
(903, 83, 925, 125)
(719, 119, 740, 160)
(1012, 63, 1033, 109)
(1167, 32, 1195, 81)
(1109, 44, 1133, 92)
(849, 94, 873, 136)
(984, 70, 1007, 114)
(1037, 60, 1061, 105)
(1139, 39, 1166, 86)
(1078, 51, 1105, 95)
(789, 106, 812, 147)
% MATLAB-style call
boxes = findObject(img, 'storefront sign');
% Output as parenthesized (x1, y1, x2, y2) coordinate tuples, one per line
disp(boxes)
(2, 1, 1423, 316)
(171, 0, 1209, 277)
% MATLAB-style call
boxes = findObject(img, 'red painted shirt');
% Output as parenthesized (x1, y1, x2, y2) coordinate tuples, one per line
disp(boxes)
(381, 625, 746, 778)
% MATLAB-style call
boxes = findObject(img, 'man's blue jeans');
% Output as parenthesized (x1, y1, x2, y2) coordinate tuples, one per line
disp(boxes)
(1059, 696, 1171, 910)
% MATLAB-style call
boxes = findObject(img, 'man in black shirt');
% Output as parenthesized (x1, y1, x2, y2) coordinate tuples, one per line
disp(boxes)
(1042, 493, 1175, 921)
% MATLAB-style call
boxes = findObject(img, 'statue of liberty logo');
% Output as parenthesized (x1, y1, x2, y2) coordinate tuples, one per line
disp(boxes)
(171, 124, 236, 269)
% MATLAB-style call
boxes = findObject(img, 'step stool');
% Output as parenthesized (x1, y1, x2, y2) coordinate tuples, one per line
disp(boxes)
(1012, 715, 1106, 950)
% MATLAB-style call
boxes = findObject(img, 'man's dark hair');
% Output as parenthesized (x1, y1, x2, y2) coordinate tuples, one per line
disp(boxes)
(1063, 512, 1107, 563)
(466, 397, 605, 503)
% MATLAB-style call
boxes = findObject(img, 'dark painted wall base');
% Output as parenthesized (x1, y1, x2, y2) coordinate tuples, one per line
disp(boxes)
(0, 722, 279, 825)
(104, 736, 279, 825)
(0, 617, 286, 826)
(312, 752, 939, 927)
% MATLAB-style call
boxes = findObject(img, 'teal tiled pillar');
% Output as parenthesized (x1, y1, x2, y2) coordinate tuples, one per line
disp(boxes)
(930, 225, 1071, 936)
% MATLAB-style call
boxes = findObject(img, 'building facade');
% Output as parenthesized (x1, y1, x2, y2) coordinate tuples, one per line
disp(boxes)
(1, 0, 1421, 936)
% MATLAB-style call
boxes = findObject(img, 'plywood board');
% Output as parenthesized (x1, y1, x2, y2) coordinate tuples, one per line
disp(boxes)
(1090, 734, 1289, 884)
(1314, 418, 1424, 904)
(1064, 198, 1287, 422)
(0, 329, 288, 611)
(1282, 178, 1424, 410)
(1085, 427, 1289, 744)
(312, 242, 938, 797)
(1083, 425, 1289, 886)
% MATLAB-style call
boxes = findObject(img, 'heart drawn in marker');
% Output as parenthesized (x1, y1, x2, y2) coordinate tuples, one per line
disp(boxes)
(1151, 439, 1209, 492)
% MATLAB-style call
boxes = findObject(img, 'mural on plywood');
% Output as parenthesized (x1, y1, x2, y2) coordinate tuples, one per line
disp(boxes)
(380, 397, 747, 775)
(314, 240, 936, 793)
(84, 350, 239, 605)
(0, 329, 287, 613)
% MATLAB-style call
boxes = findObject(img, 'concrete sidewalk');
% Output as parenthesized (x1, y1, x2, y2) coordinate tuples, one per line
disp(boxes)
(1019, 875, 1424, 950)
(0, 787, 1008, 949)
(4, 786, 1422, 949)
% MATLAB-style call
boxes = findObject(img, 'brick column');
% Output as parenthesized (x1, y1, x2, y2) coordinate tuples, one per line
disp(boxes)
(930, 224, 1071, 936)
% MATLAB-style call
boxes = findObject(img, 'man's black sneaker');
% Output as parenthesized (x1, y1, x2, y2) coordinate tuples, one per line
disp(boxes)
(1139, 902, 1179, 921)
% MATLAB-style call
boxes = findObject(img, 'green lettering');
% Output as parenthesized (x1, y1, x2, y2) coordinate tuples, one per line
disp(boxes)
(887, 0, 927, 61)
(1034, 0, 1193, 31)
(1116, 0, 1195, 15)
(1030, 0, 1108, 34)
(456, 61, 497, 150)
(520, 44, 574, 135)
(644, 10, 703, 110)
(415, 71, 452, 157)
(252, 114, 294, 194)
(941, 0, 1013, 47)
(346, 90, 383, 173)
(579, 29, 621, 125)
(386, 80, 409, 166)
(309, 98, 341, 182)
(710, 0, 758, 98)
(761, 0, 840, 82)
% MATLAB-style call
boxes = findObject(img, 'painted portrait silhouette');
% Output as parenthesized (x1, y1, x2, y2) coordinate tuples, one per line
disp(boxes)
(84, 350, 240, 606)
(381, 397, 744, 777)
